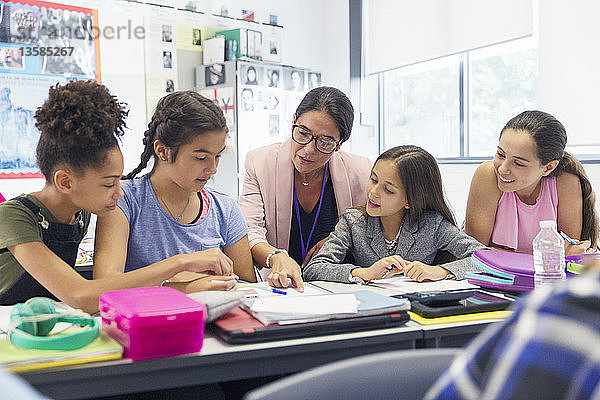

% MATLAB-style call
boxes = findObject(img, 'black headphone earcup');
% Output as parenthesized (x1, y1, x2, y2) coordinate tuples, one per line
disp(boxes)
(27, 298, 57, 336)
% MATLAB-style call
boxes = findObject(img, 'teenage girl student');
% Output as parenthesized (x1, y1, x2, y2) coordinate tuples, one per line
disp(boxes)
(94, 91, 256, 285)
(303, 145, 486, 283)
(464, 110, 598, 255)
(0, 81, 233, 313)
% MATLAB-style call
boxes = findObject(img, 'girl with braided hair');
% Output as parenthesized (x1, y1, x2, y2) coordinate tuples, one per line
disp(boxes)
(94, 91, 255, 288)
(0, 81, 224, 313)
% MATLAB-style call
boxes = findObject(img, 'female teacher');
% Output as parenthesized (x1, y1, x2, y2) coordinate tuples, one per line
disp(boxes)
(239, 87, 371, 290)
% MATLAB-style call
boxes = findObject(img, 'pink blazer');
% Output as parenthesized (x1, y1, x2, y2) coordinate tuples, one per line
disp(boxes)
(239, 139, 372, 250)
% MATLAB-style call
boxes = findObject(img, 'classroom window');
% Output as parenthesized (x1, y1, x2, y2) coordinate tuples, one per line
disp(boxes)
(382, 56, 460, 158)
(381, 39, 539, 160)
(468, 41, 538, 157)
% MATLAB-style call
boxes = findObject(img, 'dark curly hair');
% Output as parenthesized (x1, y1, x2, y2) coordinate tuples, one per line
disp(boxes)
(124, 90, 227, 179)
(35, 80, 128, 181)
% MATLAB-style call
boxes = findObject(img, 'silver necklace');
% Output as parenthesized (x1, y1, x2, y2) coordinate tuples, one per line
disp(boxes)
(384, 226, 402, 254)
(157, 191, 191, 222)
(299, 167, 326, 187)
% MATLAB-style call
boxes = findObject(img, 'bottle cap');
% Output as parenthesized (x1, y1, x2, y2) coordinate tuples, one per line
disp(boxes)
(539, 220, 556, 229)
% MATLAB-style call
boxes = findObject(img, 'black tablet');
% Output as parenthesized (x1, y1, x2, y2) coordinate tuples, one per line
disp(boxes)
(403, 290, 514, 318)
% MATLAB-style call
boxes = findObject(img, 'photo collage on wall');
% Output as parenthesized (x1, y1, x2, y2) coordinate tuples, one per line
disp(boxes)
(236, 61, 323, 177)
(0, 1, 100, 178)
(144, 16, 178, 120)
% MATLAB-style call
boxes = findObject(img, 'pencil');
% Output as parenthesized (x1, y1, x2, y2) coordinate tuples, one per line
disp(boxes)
(559, 231, 578, 245)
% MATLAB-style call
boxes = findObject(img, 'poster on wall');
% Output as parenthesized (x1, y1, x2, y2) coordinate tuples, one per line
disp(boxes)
(0, 0, 101, 179)
(144, 16, 178, 121)
(199, 86, 235, 153)
(199, 86, 234, 130)
(236, 62, 321, 190)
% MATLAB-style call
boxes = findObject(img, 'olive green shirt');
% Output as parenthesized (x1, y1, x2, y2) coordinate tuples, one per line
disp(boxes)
(0, 194, 90, 297)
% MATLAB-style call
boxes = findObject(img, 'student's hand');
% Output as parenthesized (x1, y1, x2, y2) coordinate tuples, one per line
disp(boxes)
(403, 261, 449, 282)
(302, 237, 329, 267)
(268, 253, 304, 292)
(358, 255, 407, 281)
(177, 248, 234, 276)
(565, 240, 591, 256)
(183, 275, 237, 293)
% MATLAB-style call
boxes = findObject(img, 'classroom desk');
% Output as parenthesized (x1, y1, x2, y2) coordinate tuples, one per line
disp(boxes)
(16, 281, 508, 399)
(418, 319, 502, 348)
(20, 323, 423, 400)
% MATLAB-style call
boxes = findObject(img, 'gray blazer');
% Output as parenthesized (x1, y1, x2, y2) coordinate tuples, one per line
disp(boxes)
(303, 208, 486, 283)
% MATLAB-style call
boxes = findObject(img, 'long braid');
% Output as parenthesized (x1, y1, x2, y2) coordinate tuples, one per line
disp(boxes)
(123, 118, 160, 179)
(558, 152, 599, 248)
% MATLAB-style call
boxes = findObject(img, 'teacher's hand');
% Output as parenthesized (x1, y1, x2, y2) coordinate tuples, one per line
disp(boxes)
(267, 253, 305, 292)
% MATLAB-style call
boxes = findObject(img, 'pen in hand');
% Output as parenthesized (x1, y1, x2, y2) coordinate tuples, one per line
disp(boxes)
(559, 231, 579, 246)
(236, 282, 287, 295)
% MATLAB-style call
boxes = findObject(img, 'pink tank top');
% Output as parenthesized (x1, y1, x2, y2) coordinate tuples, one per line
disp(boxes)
(490, 176, 558, 253)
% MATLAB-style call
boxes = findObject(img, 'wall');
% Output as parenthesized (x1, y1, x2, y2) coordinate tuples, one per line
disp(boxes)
(0, 0, 350, 199)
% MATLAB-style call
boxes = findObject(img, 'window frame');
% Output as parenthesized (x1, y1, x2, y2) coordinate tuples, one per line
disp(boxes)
(350, 0, 600, 164)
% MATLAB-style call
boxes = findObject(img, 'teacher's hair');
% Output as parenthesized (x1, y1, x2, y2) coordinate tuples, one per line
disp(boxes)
(34, 80, 128, 182)
(124, 91, 226, 179)
(295, 87, 354, 143)
(502, 110, 598, 247)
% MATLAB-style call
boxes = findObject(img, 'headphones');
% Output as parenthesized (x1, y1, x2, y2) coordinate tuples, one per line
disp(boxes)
(7, 298, 99, 351)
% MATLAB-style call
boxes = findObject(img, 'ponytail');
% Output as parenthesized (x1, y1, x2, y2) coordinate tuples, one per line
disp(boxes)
(502, 111, 599, 249)
(554, 152, 599, 248)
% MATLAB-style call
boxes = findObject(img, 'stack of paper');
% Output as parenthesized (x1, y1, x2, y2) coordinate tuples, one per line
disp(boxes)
(370, 276, 478, 293)
(244, 291, 410, 325)
(0, 331, 123, 372)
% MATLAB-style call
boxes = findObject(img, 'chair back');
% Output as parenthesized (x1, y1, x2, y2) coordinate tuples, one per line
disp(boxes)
(243, 348, 460, 400)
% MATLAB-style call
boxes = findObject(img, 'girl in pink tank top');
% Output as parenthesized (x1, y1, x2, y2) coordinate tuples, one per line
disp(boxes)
(490, 176, 558, 253)
(465, 111, 598, 254)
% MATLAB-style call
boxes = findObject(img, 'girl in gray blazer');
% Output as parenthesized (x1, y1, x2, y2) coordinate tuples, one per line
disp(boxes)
(304, 145, 486, 284)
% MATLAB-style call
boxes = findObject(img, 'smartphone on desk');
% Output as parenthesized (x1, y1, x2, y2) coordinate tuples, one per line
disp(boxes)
(397, 289, 514, 318)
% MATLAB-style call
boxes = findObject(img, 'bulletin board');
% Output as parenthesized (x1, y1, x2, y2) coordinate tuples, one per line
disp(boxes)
(0, 0, 100, 178)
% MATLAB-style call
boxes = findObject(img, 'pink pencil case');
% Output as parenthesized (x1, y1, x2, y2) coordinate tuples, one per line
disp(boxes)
(466, 249, 600, 292)
(100, 286, 206, 361)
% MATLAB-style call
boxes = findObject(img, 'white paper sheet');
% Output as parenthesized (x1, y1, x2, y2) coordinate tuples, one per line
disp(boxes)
(369, 276, 478, 293)
(250, 294, 358, 315)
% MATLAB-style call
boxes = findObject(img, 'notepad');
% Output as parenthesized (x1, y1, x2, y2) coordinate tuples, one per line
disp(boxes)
(0, 331, 123, 372)
(408, 310, 512, 325)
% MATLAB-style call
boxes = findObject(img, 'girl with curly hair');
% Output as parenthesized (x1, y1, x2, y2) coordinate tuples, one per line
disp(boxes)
(0, 81, 232, 313)
(93, 91, 255, 287)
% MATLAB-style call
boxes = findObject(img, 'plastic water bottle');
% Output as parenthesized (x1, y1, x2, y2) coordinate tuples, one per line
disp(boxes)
(533, 220, 566, 288)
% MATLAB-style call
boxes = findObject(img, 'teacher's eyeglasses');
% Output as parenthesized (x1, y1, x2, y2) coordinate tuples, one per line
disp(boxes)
(291, 124, 340, 154)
